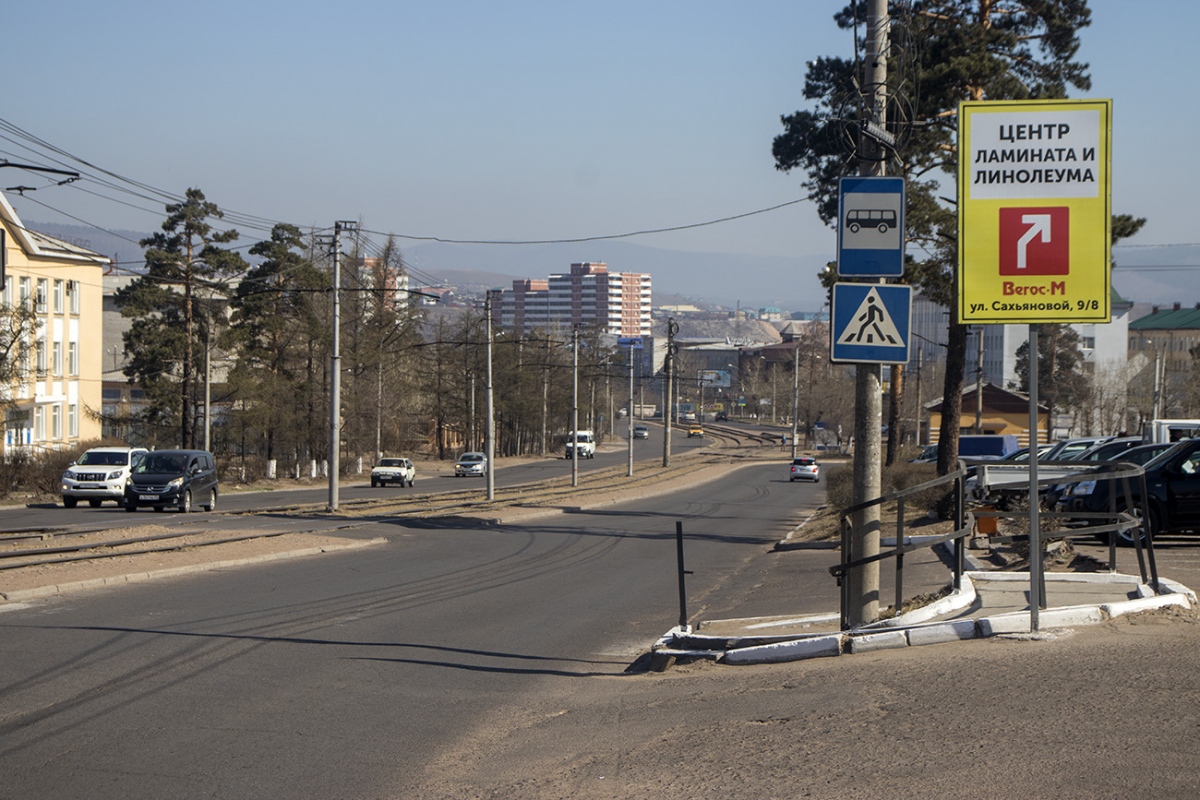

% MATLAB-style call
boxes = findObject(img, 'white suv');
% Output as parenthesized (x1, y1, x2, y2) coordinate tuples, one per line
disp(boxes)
(62, 446, 148, 507)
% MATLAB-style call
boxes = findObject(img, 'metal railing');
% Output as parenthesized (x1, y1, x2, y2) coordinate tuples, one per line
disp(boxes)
(830, 459, 1161, 631)
(830, 463, 972, 631)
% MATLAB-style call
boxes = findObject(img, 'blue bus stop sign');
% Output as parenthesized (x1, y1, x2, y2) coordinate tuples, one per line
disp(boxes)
(837, 176, 905, 277)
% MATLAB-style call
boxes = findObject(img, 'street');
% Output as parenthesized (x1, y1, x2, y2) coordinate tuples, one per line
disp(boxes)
(0, 461, 825, 799)
(4, 456, 1200, 799)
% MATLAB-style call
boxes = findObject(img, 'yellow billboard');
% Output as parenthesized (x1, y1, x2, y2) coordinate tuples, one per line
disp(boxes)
(957, 99, 1112, 324)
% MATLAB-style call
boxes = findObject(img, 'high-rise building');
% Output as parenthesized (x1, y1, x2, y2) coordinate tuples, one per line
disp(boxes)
(496, 262, 651, 336)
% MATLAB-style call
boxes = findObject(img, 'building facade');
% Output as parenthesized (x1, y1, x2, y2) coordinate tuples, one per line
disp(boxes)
(496, 262, 651, 336)
(1, 193, 109, 454)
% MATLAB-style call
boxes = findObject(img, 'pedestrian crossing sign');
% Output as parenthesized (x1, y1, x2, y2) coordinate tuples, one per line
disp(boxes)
(830, 283, 911, 364)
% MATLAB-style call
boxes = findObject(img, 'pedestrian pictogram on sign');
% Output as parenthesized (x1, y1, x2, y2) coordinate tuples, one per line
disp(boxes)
(836, 288, 902, 346)
(830, 283, 911, 364)
(999, 207, 1069, 275)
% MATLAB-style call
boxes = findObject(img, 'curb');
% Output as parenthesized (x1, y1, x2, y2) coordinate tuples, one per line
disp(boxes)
(652, 569, 1198, 666)
(0, 537, 387, 603)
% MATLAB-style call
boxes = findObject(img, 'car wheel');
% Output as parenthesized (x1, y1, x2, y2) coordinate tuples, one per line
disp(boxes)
(1115, 502, 1158, 547)
(125, 501, 137, 512)
(203, 488, 216, 512)
(88, 499, 103, 508)
(179, 490, 192, 513)
(408, 478, 414, 487)
(371, 478, 378, 487)
(63, 496, 78, 508)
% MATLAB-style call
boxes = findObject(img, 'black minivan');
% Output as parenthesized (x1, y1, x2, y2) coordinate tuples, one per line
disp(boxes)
(124, 449, 218, 513)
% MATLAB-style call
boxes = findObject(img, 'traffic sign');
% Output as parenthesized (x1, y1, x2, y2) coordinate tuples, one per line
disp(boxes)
(958, 98, 1112, 323)
(830, 283, 911, 364)
(837, 176, 906, 277)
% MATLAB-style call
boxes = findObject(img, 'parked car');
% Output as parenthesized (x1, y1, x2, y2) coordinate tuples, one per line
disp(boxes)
(454, 451, 488, 477)
(61, 446, 147, 508)
(1056, 438, 1200, 544)
(687, 425, 704, 438)
(371, 457, 415, 487)
(789, 457, 820, 482)
(124, 449, 218, 513)
(715, 412, 728, 422)
(1042, 436, 1114, 462)
(633, 425, 649, 439)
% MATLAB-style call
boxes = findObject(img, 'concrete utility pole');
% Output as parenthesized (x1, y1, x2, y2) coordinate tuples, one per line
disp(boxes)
(572, 326, 580, 488)
(662, 319, 677, 467)
(847, 0, 889, 627)
(486, 295, 496, 501)
(328, 220, 358, 512)
(628, 339, 635, 477)
(790, 342, 800, 460)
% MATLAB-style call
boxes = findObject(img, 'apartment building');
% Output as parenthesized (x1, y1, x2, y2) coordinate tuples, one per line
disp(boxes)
(1, 192, 109, 453)
(496, 262, 651, 336)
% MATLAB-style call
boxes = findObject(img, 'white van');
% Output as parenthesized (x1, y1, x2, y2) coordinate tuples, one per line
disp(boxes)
(61, 446, 148, 507)
(564, 430, 596, 459)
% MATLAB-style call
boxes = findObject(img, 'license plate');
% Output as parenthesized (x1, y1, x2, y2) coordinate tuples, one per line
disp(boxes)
(80, 484, 99, 489)
(139, 494, 159, 501)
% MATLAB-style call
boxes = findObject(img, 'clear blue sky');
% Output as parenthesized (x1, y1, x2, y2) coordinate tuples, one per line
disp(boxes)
(1, 1, 1194, 264)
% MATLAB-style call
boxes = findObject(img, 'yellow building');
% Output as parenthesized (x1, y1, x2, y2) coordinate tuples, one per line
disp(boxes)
(1, 192, 109, 454)
(926, 383, 1050, 448)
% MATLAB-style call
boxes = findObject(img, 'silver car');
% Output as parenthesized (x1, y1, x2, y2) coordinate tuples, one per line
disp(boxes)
(454, 451, 488, 477)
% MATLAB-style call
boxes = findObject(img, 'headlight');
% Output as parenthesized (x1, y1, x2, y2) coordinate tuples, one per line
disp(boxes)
(1071, 480, 1096, 496)
(62, 471, 73, 482)
(107, 469, 123, 480)
(166, 477, 184, 490)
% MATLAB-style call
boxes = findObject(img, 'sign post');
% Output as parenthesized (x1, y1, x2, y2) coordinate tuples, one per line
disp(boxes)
(958, 98, 1112, 632)
(958, 99, 1112, 324)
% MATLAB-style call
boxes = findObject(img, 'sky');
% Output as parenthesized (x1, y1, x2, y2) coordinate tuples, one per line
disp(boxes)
(1, 1, 1197, 282)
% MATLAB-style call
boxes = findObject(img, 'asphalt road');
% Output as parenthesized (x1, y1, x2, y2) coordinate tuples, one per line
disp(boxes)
(3, 426, 709, 531)
(0, 461, 824, 799)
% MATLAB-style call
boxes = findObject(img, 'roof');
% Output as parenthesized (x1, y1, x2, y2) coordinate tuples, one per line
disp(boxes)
(0, 191, 110, 265)
(1129, 305, 1200, 331)
(925, 382, 1048, 414)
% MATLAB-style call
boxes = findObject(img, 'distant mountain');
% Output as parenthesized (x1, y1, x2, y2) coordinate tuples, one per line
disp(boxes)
(1112, 245, 1200, 306)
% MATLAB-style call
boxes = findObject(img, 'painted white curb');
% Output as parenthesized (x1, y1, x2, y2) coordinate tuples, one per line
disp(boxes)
(722, 634, 843, 664)
(847, 629, 908, 654)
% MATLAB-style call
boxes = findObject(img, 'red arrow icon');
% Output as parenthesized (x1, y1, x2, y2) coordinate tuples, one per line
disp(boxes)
(999, 206, 1069, 276)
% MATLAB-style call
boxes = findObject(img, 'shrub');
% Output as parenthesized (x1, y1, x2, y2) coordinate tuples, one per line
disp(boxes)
(822, 460, 946, 517)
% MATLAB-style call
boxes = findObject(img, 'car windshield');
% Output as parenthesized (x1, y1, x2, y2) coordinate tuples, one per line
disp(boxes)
(460, 454, 483, 463)
(78, 451, 128, 466)
(378, 459, 403, 467)
(135, 453, 186, 474)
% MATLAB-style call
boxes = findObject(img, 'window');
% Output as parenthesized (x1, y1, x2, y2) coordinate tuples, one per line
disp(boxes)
(18, 277, 30, 309)
(35, 279, 47, 313)
(53, 280, 63, 314)
(68, 342, 78, 375)
(68, 280, 80, 314)
(68, 404, 78, 438)
(51, 405, 61, 439)
(52, 342, 62, 376)
(35, 338, 46, 375)
(33, 406, 44, 441)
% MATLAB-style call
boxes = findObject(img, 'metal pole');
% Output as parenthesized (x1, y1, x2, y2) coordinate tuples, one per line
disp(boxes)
(328, 224, 344, 512)
(486, 295, 496, 501)
(976, 327, 984, 433)
(676, 520, 690, 632)
(662, 319, 676, 467)
(204, 300, 212, 453)
(847, 0, 888, 627)
(572, 326, 579, 487)
(628, 340, 635, 477)
(1029, 324, 1042, 632)
(791, 341, 800, 460)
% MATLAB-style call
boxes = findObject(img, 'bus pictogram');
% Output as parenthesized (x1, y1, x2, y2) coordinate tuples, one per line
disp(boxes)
(845, 209, 897, 234)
